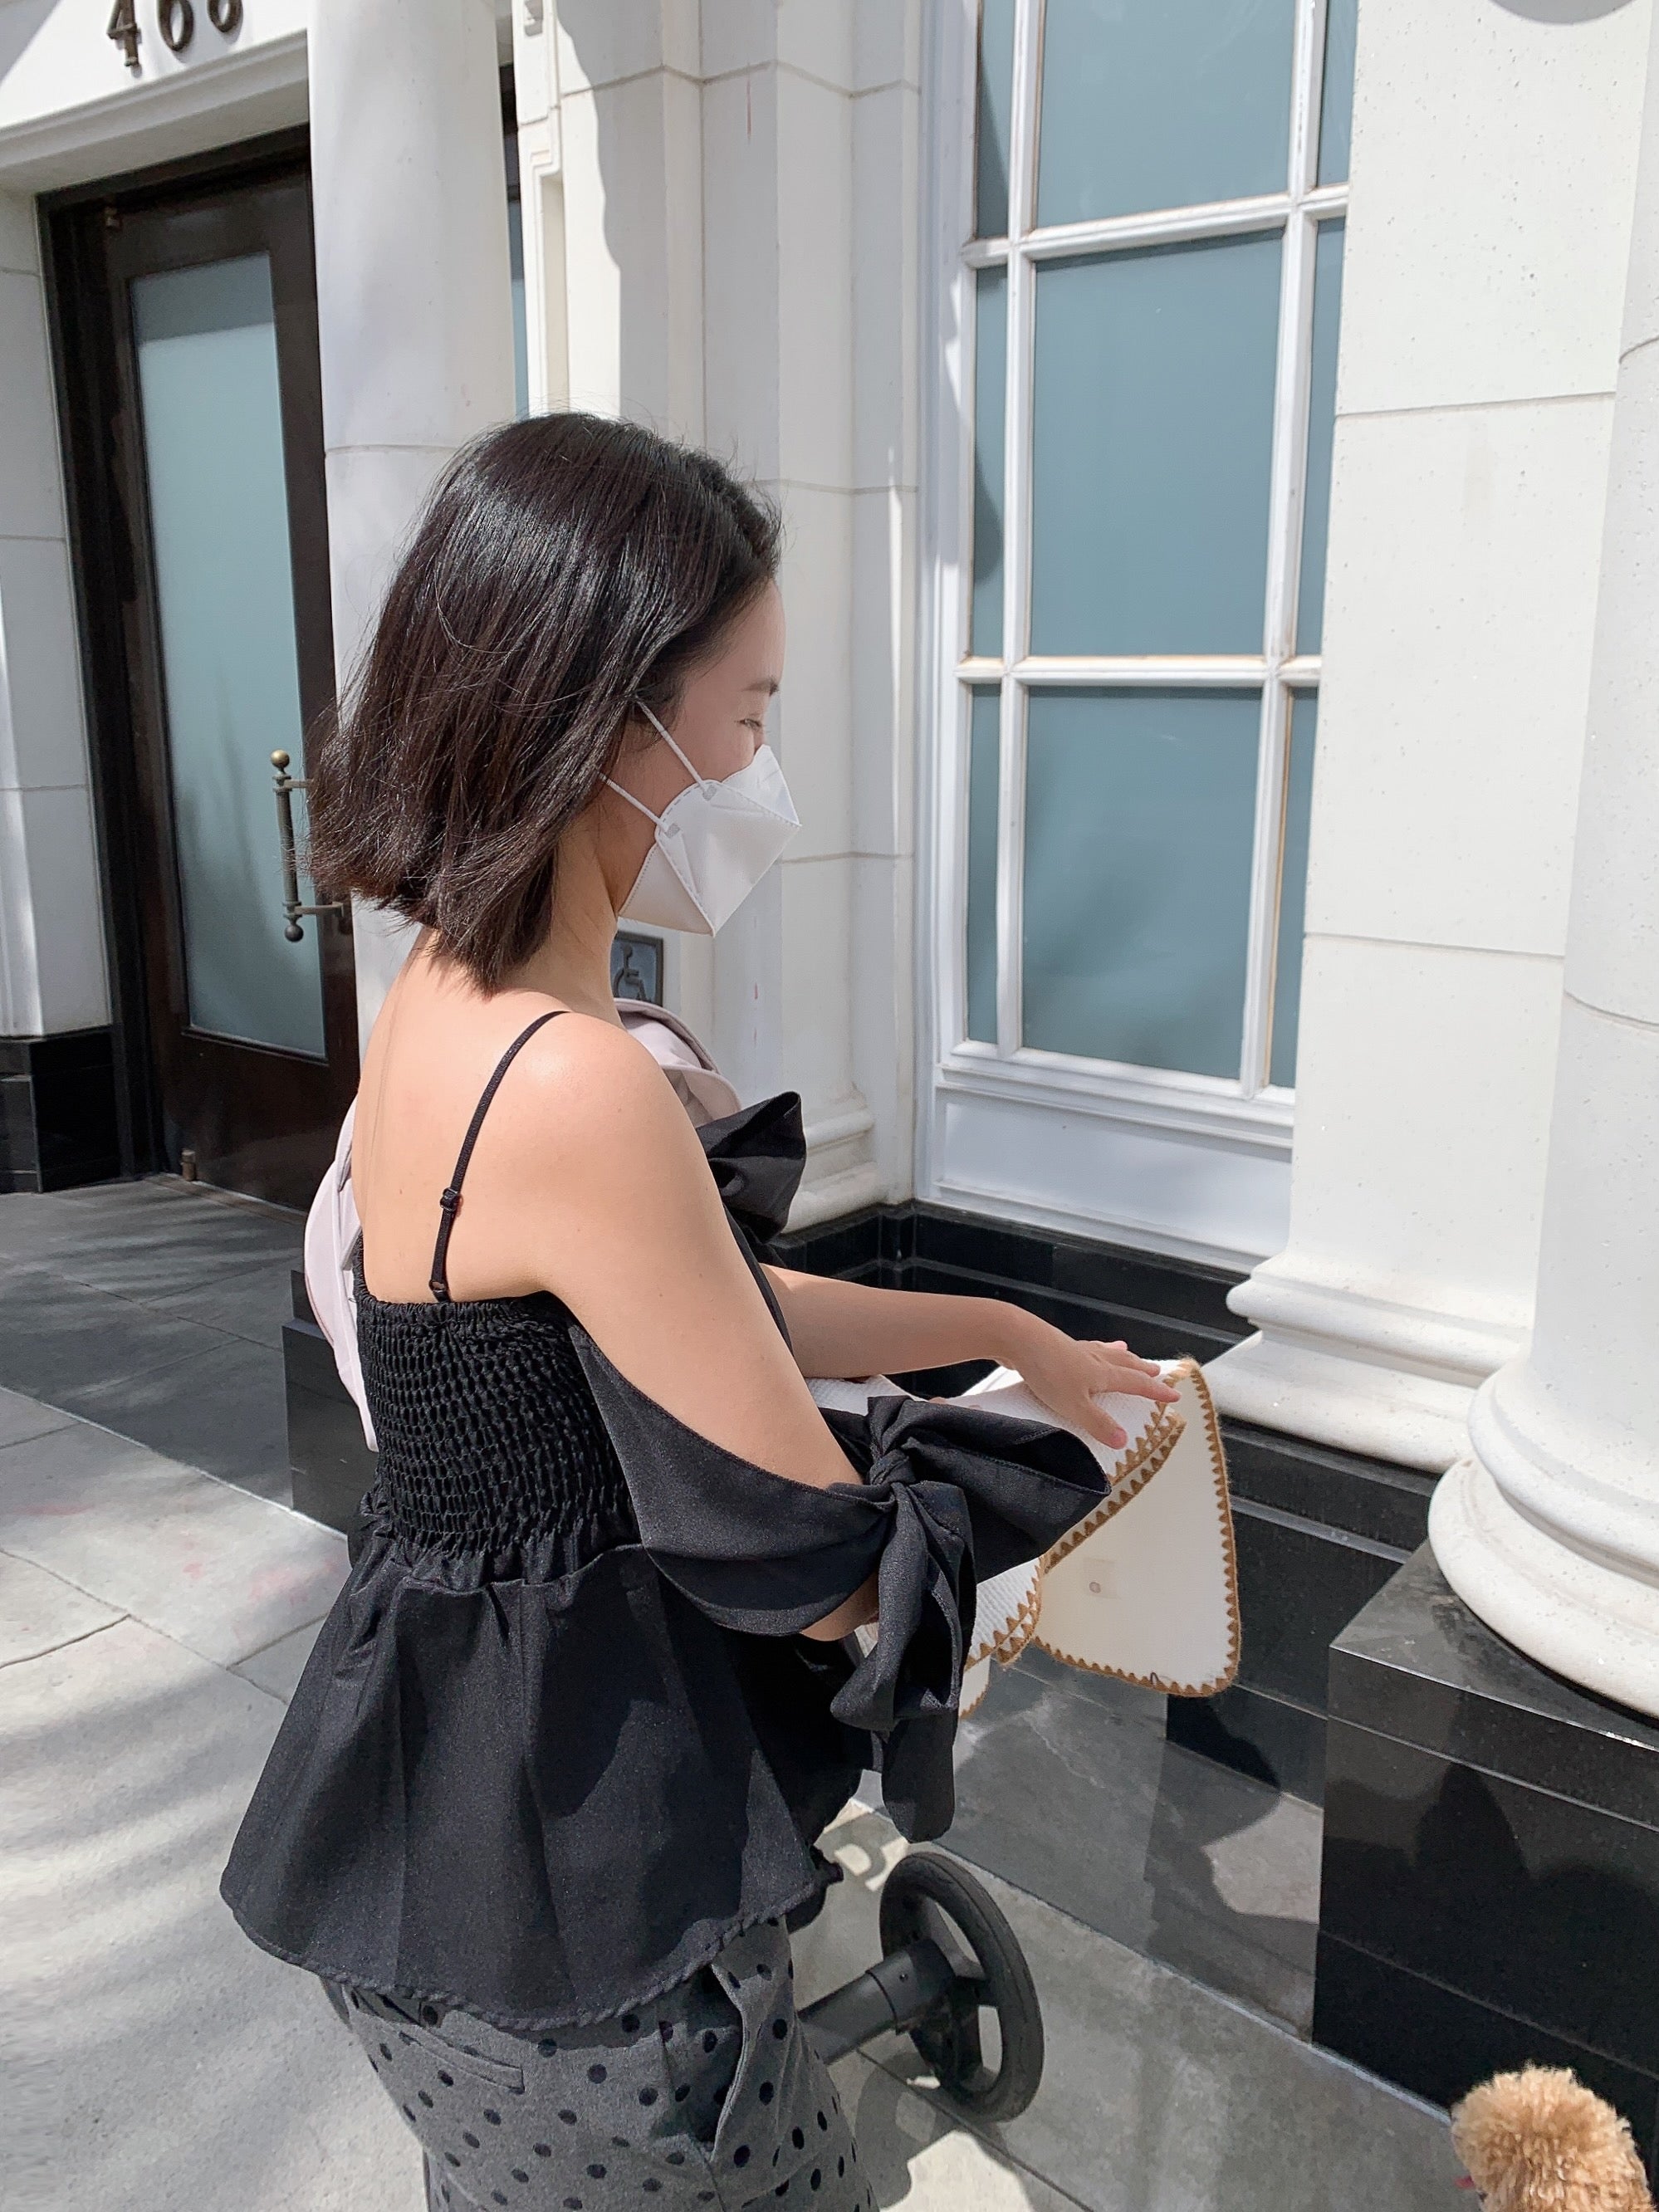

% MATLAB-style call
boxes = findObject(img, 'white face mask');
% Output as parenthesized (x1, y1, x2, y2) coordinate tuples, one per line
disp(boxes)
(604, 702, 799, 935)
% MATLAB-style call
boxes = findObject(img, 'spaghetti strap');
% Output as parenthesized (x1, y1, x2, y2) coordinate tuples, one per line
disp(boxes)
(429, 1010, 566, 1302)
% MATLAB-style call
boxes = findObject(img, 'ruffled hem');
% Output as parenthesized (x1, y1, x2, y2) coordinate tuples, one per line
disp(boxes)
(221, 1866, 830, 2037)
(220, 1531, 863, 2032)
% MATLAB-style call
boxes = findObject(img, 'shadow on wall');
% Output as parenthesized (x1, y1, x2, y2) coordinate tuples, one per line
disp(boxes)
(1490, 0, 1638, 17)
(1322, 1754, 1659, 2092)
(554, 0, 706, 444)
(0, 2, 57, 84)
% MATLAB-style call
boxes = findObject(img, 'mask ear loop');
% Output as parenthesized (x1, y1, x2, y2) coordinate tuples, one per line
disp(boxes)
(602, 776, 661, 824)
(602, 699, 706, 818)
(634, 699, 707, 787)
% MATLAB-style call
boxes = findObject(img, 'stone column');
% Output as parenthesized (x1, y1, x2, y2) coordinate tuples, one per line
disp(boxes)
(1429, 4, 1659, 1721)
(554, 0, 710, 1030)
(699, 1, 920, 1223)
(0, 190, 108, 1050)
(307, 0, 516, 1041)
(1205, 0, 1652, 1471)
(555, 0, 919, 1220)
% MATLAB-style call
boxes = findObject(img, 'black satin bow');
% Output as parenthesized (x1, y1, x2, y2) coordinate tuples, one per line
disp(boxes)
(697, 1093, 806, 1248)
(571, 1337, 1105, 1839)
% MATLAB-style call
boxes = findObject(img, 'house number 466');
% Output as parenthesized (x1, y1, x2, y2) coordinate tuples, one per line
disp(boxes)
(108, 0, 243, 73)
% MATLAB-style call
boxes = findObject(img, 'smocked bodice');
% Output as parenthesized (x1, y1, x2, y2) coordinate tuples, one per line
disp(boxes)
(354, 1265, 636, 1564)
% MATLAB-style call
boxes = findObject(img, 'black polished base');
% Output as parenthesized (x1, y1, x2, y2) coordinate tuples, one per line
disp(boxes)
(283, 1271, 376, 1532)
(1167, 1422, 1435, 1803)
(0, 1028, 120, 1192)
(1313, 1544, 1659, 2180)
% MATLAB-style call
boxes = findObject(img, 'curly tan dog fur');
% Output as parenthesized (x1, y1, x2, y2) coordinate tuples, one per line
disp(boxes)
(1451, 2068, 1654, 2212)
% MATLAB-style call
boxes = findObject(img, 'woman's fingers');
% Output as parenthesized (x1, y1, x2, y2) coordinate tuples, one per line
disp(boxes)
(1079, 1400, 1129, 1450)
(1092, 1357, 1180, 1402)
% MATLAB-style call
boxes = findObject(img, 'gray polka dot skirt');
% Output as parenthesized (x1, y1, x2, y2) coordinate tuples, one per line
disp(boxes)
(338, 1919, 871, 2212)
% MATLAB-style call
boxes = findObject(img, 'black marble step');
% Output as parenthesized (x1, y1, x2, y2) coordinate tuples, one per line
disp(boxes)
(774, 1200, 1250, 1354)
(1167, 1681, 1329, 1805)
(1314, 1547, 1659, 2180)
(285, 1270, 376, 1533)
(1222, 1418, 1435, 1552)
(1167, 1487, 1411, 1803)
(0, 1028, 121, 1193)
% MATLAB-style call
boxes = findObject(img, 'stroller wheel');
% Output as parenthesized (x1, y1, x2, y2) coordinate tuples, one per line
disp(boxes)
(878, 1852, 1044, 2122)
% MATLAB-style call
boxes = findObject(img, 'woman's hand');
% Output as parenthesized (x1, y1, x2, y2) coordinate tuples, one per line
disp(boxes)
(991, 1311, 1180, 1452)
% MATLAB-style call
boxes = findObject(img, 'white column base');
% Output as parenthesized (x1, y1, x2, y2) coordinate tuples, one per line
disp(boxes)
(1203, 1259, 1524, 1471)
(788, 1094, 886, 1231)
(1429, 1362, 1659, 1720)
(1205, 1332, 1476, 1471)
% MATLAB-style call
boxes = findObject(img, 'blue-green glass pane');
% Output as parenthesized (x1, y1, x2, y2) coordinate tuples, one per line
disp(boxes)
(1296, 220, 1344, 655)
(132, 255, 325, 1059)
(508, 195, 529, 418)
(1023, 690, 1258, 1076)
(1317, 0, 1358, 185)
(966, 689, 1001, 1043)
(1037, 0, 1295, 227)
(976, 0, 1017, 237)
(1030, 237, 1281, 655)
(1270, 693, 1316, 1088)
(971, 267, 1008, 656)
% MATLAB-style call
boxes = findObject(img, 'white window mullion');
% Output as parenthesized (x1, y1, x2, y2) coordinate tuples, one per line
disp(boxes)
(1241, 674, 1290, 1091)
(1241, 0, 1326, 1094)
(1013, 655, 1269, 687)
(995, 0, 1041, 1061)
(1293, 0, 1329, 201)
(942, 231, 978, 1057)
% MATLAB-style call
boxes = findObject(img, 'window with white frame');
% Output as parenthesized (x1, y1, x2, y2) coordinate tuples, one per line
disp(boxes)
(924, 0, 1355, 1260)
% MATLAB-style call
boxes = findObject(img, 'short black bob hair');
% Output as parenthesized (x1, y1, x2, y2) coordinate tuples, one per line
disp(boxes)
(306, 412, 781, 990)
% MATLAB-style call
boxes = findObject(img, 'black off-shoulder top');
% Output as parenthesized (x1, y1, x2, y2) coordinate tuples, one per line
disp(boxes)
(220, 1018, 1104, 2034)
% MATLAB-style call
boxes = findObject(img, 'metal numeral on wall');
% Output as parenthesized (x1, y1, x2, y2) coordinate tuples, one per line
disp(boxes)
(159, 0, 194, 54)
(271, 752, 350, 942)
(107, 0, 140, 71)
(110, 0, 242, 73)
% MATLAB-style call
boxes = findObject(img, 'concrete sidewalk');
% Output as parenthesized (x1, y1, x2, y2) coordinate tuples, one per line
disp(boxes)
(1, 1382, 1460, 2210)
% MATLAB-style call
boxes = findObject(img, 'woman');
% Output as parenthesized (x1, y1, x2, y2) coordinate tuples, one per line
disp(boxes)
(222, 414, 1177, 2212)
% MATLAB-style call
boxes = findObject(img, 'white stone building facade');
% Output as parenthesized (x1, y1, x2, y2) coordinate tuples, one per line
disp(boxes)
(2, 0, 1657, 2117)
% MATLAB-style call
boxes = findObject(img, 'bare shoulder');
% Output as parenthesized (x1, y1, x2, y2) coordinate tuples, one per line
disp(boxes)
(484, 1009, 707, 1205)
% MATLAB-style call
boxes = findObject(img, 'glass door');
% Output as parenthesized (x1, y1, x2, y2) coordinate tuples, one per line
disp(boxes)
(86, 162, 356, 1206)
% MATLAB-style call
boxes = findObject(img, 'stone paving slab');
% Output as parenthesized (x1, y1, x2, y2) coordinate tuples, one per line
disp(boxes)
(0, 1416, 345, 1666)
(832, 2056, 1084, 2210)
(0, 1259, 236, 1401)
(51, 1329, 293, 1504)
(0, 1383, 72, 1450)
(1, 1382, 1459, 2211)
(6, 1613, 421, 2212)
(232, 1617, 326, 1703)
(798, 1806, 1461, 2212)
(0, 1176, 303, 1299)
(0, 1549, 121, 1666)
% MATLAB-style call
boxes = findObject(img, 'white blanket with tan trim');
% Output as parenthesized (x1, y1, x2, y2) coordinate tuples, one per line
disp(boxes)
(810, 1358, 1239, 1714)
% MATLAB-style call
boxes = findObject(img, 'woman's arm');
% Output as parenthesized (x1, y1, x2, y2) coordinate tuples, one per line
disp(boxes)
(765, 1270, 1019, 1383)
(459, 1018, 875, 1633)
(765, 1267, 1179, 1451)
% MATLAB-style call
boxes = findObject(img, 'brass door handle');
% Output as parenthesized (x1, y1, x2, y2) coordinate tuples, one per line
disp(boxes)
(272, 751, 351, 941)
